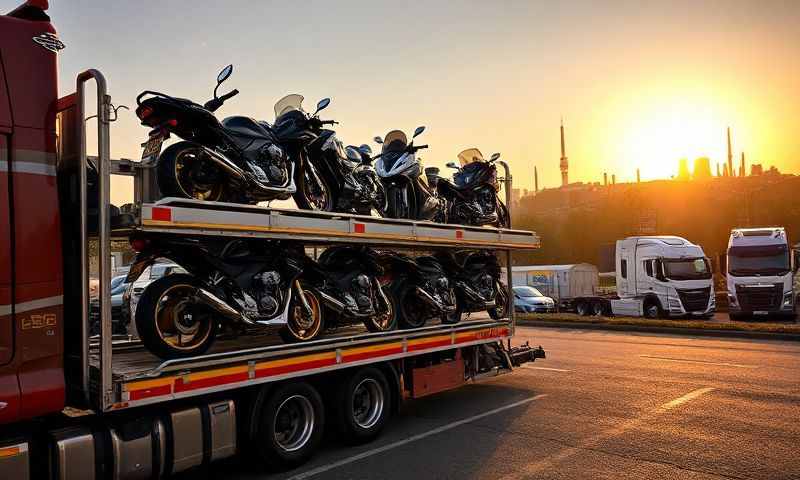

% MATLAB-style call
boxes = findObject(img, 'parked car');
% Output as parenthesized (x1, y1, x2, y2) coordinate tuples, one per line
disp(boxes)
(89, 274, 131, 335)
(513, 286, 556, 313)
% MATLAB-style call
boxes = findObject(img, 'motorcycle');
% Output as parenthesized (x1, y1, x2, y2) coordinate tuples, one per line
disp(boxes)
(271, 95, 386, 215)
(306, 246, 397, 332)
(436, 149, 510, 228)
(126, 237, 324, 359)
(435, 250, 509, 321)
(373, 127, 446, 222)
(134, 65, 331, 209)
(383, 253, 458, 329)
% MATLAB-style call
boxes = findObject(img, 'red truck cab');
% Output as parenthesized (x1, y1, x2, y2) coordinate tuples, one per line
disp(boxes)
(0, 0, 65, 425)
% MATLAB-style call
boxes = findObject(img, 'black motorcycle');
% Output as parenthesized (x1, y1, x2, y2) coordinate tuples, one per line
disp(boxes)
(271, 95, 386, 215)
(435, 250, 509, 321)
(436, 149, 509, 228)
(134, 65, 331, 209)
(383, 253, 458, 329)
(307, 246, 397, 332)
(373, 127, 446, 222)
(127, 237, 324, 359)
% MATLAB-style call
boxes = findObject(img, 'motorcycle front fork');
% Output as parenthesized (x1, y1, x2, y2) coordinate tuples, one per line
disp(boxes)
(293, 280, 314, 318)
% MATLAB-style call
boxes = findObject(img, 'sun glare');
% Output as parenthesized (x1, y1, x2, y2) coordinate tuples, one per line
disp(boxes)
(620, 98, 726, 180)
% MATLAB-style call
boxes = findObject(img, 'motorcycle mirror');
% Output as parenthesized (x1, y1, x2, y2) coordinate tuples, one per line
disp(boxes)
(446, 161, 459, 169)
(217, 64, 233, 84)
(315, 97, 331, 114)
(490, 152, 501, 161)
(413, 126, 426, 138)
(358, 144, 372, 155)
(374, 136, 384, 144)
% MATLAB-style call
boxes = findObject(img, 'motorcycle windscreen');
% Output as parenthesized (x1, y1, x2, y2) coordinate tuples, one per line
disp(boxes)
(457, 148, 485, 167)
(274, 94, 305, 119)
(381, 130, 408, 154)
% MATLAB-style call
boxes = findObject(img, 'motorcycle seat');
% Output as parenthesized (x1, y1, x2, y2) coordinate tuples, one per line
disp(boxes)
(415, 256, 445, 274)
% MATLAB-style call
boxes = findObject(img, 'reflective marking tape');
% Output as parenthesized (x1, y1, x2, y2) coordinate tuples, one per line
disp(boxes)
(0, 295, 63, 316)
(0, 443, 27, 458)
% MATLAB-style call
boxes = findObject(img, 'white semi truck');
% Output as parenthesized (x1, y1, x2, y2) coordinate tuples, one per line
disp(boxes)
(565, 236, 715, 319)
(726, 228, 796, 320)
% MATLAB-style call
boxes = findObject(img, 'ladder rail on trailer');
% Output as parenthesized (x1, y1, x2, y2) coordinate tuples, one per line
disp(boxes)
(71, 70, 535, 413)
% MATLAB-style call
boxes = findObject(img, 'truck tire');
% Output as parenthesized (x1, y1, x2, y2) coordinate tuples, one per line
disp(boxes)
(591, 301, 605, 316)
(253, 382, 325, 470)
(643, 298, 663, 319)
(135, 273, 218, 359)
(576, 301, 590, 316)
(334, 367, 391, 444)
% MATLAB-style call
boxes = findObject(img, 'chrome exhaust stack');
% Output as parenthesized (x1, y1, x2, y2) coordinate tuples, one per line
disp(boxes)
(193, 287, 255, 325)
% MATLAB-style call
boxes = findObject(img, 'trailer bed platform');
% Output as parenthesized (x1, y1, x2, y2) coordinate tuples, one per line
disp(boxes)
(113, 198, 540, 250)
(92, 316, 511, 411)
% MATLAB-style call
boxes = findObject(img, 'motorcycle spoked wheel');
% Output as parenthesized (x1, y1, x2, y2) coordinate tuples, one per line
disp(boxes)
(363, 287, 398, 332)
(488, 282, 510, 320)
(157, 142, 229, 202)
(280, 284, 324, 343)
(294, 162, 334, 211)
(135, 273, 218, 359)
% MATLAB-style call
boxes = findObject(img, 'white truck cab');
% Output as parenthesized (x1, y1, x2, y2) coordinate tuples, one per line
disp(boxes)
(611, 236, 715, 318)
(726, 228, 796, 320)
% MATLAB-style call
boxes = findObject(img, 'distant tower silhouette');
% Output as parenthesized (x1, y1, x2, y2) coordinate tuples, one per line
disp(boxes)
(677, 158, 691, 180)
(603, 172, 608, 186)
(636, 168, 641, 183)
(693, 157, 711, 180)
(716, 162, 721, 177)
(611, 174, 616, 185)
(727, 127, 733, 177)
(739, 152, 746, 177)
(723, 163, 729, 177)
(534, 166, 539, 193)
(559, 118, 568, 187)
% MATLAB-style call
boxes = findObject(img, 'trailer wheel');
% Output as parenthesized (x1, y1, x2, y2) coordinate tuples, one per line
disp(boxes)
(334, 367, 391, 444)
(253, 382, 325, 470)
(591, 301, 605, 316)
(576, 301, 590, 316)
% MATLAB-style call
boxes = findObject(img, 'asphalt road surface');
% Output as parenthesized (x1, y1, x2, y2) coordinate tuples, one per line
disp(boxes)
(208, 327, 800, 480)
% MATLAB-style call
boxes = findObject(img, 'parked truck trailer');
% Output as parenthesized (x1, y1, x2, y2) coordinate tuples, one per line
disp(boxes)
(557, 236, 715, 318)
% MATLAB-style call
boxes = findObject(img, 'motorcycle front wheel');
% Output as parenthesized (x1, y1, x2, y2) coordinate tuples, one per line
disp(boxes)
(135, 273, 218, 359)
(364, 287, 398, 332)
(294, 161, 334, 211)
(280, 283, 324, 343)
(157, 141, 230, 202)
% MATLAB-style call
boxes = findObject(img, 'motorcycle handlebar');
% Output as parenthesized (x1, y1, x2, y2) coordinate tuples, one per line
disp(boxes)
(219, 89, 239, 102)
(320, 120, 339, 125)
(414, 144, 429, 150)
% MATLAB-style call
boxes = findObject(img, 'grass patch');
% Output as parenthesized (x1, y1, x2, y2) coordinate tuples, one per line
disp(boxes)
(517, 313, 800, 335)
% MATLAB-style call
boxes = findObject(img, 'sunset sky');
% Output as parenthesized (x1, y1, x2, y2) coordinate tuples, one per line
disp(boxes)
(9, 0, 799, 203)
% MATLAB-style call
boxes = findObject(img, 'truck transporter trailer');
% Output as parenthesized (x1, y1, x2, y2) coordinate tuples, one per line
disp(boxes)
(0, 2, 544, 479)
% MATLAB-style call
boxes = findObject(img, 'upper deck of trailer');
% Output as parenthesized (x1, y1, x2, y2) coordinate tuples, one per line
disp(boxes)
(112, 198, 540, 250)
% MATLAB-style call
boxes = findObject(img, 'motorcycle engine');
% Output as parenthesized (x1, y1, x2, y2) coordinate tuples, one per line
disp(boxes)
(251, 143, 288, 185)
(347, 274, 374, 312)
(250, 270, 282, 316)
(477, 273, 495, 300)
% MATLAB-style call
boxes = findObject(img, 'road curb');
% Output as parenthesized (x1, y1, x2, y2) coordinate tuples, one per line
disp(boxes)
(516, 319, 800, 342)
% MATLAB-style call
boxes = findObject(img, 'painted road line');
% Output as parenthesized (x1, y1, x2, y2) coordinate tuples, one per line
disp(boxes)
(522, 366, 572, 372)
(639, 354, 755, 368)
(661, 387, 715, 410)
(287, 394, 548, 480)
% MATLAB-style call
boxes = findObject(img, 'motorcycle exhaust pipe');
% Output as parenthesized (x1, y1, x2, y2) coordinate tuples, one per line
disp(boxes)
(201, 148, 298, 195)
(317, 290, 346, 314)
(414, 286, 455, 313)
(456, 281, 487, 303)
(194, 287, 255, 325)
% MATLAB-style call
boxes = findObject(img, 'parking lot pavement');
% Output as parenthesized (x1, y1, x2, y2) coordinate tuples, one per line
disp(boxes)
(212, 327, 800, 480)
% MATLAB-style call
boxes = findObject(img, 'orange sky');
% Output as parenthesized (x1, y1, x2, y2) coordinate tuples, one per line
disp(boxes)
(17, 0, 798, 204)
